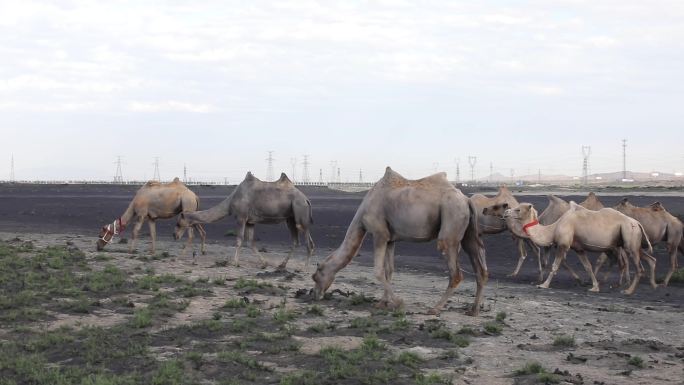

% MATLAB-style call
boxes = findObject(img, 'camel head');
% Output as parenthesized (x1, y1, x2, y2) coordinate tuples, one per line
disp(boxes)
(503, 203, 538, 224)
(312, 259, 336, 300)
(96, 218, 124, 251)
(174, 213, 190, 241)
(614, 197, 634, 212)
(482, 203, 509, 218)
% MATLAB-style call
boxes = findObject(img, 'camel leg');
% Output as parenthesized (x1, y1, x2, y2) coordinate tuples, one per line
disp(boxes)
(277, 219, 298, 270)
(508, 238, 527, 278)
(148, 220, 157, 255)
(622, 248, 644, 295)
(129, 217, 145, 254)
(304, 228, 314, 268)
(462, 234, 488, 317)
(429, 242, 462, 315)
(661, 243, 678, 286)
(641, 251, 657, 289)
(232, 220, 247, 266)
(561, 259, 582, 282)
(593, 252, 608, 281)
(246, 224, 268, 269)
(372, 236, 398, 309)
(538, 247, 568, 289)
(384, 241, 401, 307)
(575, 251, 599, 292)
(195, 224, 206, 255)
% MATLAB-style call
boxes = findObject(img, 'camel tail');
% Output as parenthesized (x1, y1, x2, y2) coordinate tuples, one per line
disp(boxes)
(306, 199, 314, 225)
(466, 199, 484, 248)
(637, 222, 653, 254)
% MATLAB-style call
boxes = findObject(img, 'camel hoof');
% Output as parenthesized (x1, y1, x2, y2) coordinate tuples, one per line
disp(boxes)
(620, 289, 634, 295)
(374, 301, 389, 310)
(536, 284, 549, 289)
(465, 307, 479, 317)
(276, 263, 287, 271)
(506, 273, 517, 278)
(588, 287, 600, 293)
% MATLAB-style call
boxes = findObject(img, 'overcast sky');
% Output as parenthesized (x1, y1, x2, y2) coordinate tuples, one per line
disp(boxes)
(1, 1, 683, 182)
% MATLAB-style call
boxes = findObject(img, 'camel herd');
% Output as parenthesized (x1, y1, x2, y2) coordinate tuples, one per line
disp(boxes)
(97, 167, 683, 316)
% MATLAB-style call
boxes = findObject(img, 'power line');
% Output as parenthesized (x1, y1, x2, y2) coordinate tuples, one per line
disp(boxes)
(152, 157, 160, 181)
(318, 168, 323, 184)
(622, 139, 627, 180)
(266, 151, 275, 181)
(114, 156, 123, 183)
(302, 155, 310, 183)
(454, 158, 460, 182)
(10, 154, 15, 182)
(290, 157, 297, 182)
(468, 156, 477, 182)
(359, 169, 363, 183)
(183, 164, 187, 183)
(581, 146, 591, 185)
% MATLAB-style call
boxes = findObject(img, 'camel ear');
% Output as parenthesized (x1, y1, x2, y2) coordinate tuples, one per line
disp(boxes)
(502, 203, 509, 209)
(649, 202, 664, 211)
(620, 197, 628, 205)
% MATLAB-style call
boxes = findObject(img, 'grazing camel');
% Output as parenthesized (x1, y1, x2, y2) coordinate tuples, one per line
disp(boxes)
(175, 172, 314, 269)
(470, 186, 541, 279)
(501, 202, 656, 294)
(312, 167, 488, 316)
(609, 198, 684, 286)
(96, 177, 206, 256)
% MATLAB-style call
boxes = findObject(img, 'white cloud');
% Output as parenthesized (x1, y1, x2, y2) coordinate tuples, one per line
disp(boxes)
(128, 101, 214, 113)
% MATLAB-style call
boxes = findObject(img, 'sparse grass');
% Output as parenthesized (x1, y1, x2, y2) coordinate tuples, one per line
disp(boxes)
(218, 350, 272, 371)
(392, 351, 423, 368)
(670, 268, 684, 283)
(307, 304, 324, 316)
(349, 293, 374, 305)
(246, 304, 261, 318)
(151, 360, 186, 385)
(457, 326, 476, 336)
(628, 355, 645, 368)
(428, 325, 470, 347)
(390, 316, 412, 331)
(552, 335, 576, 348)
(414, 372, 453, 384)
(307, 322, 330, 333)
(279, 370, 318, 385)
(185, 351, 203, 370)
(483, 321, 503, 335)
(495, 311, 507, 322)
(234, 277, 273, 290)
(515, 361, 546, 375)
(273, 304, 298, 324)
(131, 307, 152, 328)
(84, 265, 127, 293)
(350, 316, 379, 330)
(223, 297, 248, 309)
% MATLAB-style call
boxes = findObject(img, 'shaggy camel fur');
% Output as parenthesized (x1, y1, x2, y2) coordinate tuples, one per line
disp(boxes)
(470, 186, 541, 279)
(96, 177, 206, 256)
(312, 167, 487, 316)
(175, 172, 314, 269)
(609, 198, 684, 286)
(503, 202, 656, 294)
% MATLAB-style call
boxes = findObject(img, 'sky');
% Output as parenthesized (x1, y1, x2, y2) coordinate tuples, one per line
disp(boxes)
(1, 0, 683, 183)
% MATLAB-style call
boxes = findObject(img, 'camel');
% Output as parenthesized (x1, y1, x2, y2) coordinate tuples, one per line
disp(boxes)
(609, 198, 684, 286)
(96, 177, 206, 256)
(312, 167, 488, 316)
(470, 186, 541, 279)
(175, 172, 314, 269)
(500, 202, 656, 294)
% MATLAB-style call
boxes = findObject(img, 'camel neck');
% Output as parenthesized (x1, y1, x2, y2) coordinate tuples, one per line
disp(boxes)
(525, 220, 555, 247)
(189, 194, 233, 224)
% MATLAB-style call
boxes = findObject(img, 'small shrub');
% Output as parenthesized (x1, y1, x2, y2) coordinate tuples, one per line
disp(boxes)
(246, 305, 261, 318)
(273, 305, 297, 324)
(391, 317, 411, 331)
(224, 297, 247, 309)
(483, 322, 503, 335)
(131, 308, 152, 328)
(349, 293, 374, 305)
(515, 361, 545, 375)
(307, 305, 324, 316)
(628, 355, 644, 368)
(350, 316, 379, 330)
(495, 311, 507, 322)
(392, 351, 423, 368)
(552, 335, 576, 348)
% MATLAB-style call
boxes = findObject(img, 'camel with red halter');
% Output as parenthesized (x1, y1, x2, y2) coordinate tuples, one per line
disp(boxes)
(312, 167, 487, 316)
(96, 177, 206, 257)
(501, 202, 656, 294)
(469, 186, 541, 280)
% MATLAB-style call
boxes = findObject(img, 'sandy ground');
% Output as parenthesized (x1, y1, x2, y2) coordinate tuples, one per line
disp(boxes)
(2, 230, 682, 385)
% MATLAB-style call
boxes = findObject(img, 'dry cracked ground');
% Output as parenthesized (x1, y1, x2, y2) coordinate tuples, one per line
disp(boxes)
(0, 231, 682, 385)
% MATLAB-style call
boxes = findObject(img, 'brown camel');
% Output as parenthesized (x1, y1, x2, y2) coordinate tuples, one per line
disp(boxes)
(175, 172, 314, 269)
(96, 177, 206, 256)
(501, 202, 656, 294)
(470, 186, 541, 279)
(609, 198, 684, 286)
(312, 167, 488, 316)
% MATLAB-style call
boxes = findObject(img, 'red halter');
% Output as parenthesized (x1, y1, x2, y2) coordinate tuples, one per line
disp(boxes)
(522, 220, 539, 235)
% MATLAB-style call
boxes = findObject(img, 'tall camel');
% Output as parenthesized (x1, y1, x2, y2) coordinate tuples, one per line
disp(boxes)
(312, 167, 487, 316)
(175, 172, 314, 269)
(609, 198, 684, 286)
(96, 177, 206, 256)
(470, 186, 541, 279)
(501, 202, 656, 294)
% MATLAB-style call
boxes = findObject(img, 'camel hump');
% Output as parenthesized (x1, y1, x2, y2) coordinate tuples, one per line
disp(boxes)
(649, 201, 665, 211)
(498, 185, 511, 195)
(278, 173, 293, 184)
(587, 192, 597, 198)
(382, 167, 407, 186)
(569, 201, 585, 211)
(145, 180, 161, 187)
(245, 172, 256, 181)
(172, 177, 181, 183)
(547, 195, 564, 204)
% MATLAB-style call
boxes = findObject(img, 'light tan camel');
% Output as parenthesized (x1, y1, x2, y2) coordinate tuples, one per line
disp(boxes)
(607, 198, 684, 286)
(312, 167, 488, 316)
(96, 177, 206, 256)
(502, 202, 656, 294)
(470, 186, 541, 279)
(580, 192, 604, 210)
(175, 172, 314, 269)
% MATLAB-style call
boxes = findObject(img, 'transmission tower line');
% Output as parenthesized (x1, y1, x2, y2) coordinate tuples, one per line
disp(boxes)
(318, 169, 323, 184)
(266, 151, 275, 181)
(622, 139, 627, 180)
(113, 156, 123, 183)
(290, 157, 297, 182)
(468, 156, 477, 182)
(581, 146, 591, 185)
(454, 158, 460, 182)
(10, 154, 15, 182)
(183, 164, 188, 183)
(152, 157, 160, 181)
(359, 169, 363, 183)
(302, 155, 310, 183)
